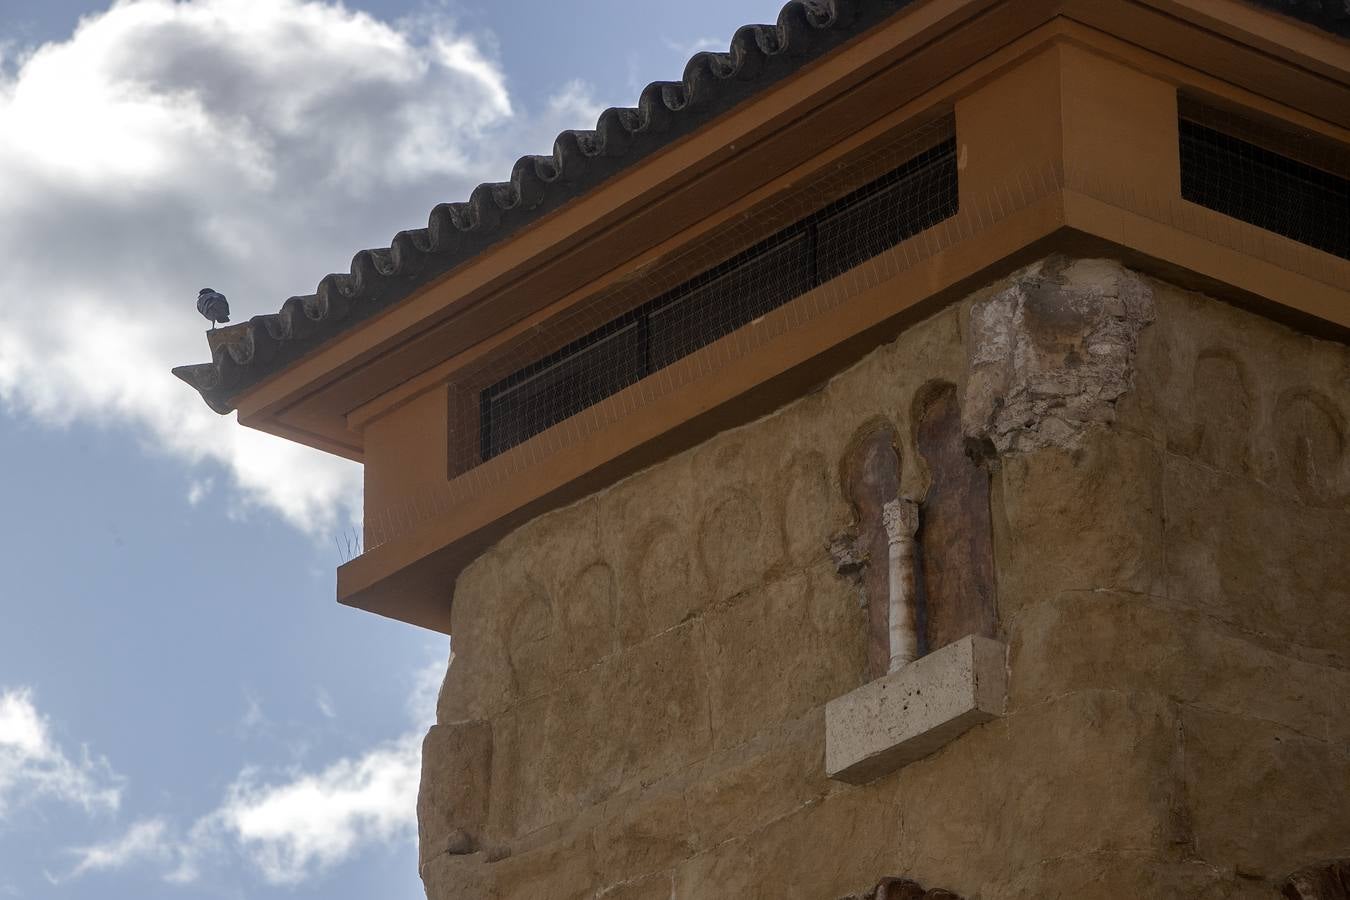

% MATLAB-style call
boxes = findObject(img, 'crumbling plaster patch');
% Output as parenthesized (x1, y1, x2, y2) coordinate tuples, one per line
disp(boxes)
(963, 256, 1155, 459)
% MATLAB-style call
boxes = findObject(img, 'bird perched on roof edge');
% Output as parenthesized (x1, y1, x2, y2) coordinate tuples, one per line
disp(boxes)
(197, 288, 230, 328)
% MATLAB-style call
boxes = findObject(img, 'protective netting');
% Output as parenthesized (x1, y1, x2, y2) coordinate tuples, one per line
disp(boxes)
(477, 134, 958, 462)
(344, 104, 1350, 561)
(1179, 97, 1350, 261)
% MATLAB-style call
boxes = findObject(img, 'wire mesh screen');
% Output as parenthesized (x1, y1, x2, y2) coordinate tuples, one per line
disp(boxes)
(1179, 98, 1350, 261)
(478, 135, 958, 462)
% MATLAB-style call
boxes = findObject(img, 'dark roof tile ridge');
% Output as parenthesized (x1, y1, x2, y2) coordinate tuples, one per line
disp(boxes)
(174, 0, 916, 413)
(169, 0, 1350, 414)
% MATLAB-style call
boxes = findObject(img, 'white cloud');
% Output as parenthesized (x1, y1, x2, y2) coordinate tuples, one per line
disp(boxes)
(238, 691, 266, 737)
(546, 77, 606, 123)
(0, 0, 600, 538)
(116, 731, 424, 887)
(57, 818, 172, 881)
(217, 733, 421, 885)
(56, 646, 448, 887)
(408, 654, 447, 729)
(203, 652, 443, 884)
(663, 35, 727, 58)
(55, 720, 424, 888)
(0, 688, 123, 818)
(185, 476, 213, 506)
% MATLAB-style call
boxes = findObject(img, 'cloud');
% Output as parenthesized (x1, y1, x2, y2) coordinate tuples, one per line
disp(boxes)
(0, 0, 599, 537)
(0, 688, 123, 818)
(408, 654, 448, 728)
(662, 35, 727, 58)
(200, 652, 442, 884)
(55, 647, 447, 887)
(238, 691, 266, 737)
(185, 476, 213, 506)
(53, 728, 424, 889)
(215, 732, 421, 885)
(56, 818, 172, 881)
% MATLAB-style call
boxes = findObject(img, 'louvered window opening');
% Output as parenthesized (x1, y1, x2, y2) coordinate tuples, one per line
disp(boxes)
(1179, 111, 1350, 262)
(479, 137, 959, 461)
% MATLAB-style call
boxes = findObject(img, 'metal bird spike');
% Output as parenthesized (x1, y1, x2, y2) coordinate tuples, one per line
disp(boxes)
(196, 288, 230, 328)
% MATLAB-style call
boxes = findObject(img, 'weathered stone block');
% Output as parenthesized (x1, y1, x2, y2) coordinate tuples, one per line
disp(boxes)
(594, 779, 697, 886)
(604, 622, 713, 793)
(703, 565, 865, 751)
(825, 635, 1007, 784)
(599, 872, 676, 900)
(490, 830, 599, 900)
(696, 474, 783, 602)
(1008, 592, 1350, 744)
(1132, 279, 1350, 504)
(486, 491, 597, 598)
(994, 428, 1165, 614)
(685, 711, 828, 850)
(1167, 350, 1257, 476)
(497, 574, 561, 703)
(989, 855, 1281, 900)
(1164, 456, 1350, 666)
(556, 560, 620, 674)
(420, 850, 496, 900)
(485, 692, 566, 840)
(440, 559, 512, 723)
(488, 622, 711, 840)
(889, 689, 1185, 878)
(673, 780, 902, 900)
(779, 449, 840, 569)
(419, 721, 493, 869)
(1006, 592, 1188, 712)
(1183, 707, 1350, 880)
(596, 454, 712, 648)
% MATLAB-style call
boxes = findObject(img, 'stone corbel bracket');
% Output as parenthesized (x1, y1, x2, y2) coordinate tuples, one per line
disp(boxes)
(824, 635, 1007, 784)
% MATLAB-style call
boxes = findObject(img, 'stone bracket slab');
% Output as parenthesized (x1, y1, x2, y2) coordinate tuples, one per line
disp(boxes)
(825, 635, 1007, 784)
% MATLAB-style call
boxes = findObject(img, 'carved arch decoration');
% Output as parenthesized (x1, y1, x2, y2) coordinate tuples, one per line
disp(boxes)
(835, 418, 905, 679)
(830, 384, 999, 680)
(1273, 387, 1348, 506)
(912, 380, 997, 649)
(1187, 347, 1254, 473)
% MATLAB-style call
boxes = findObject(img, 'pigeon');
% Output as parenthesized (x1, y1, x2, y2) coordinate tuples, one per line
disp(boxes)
(196, 288, 230, 328)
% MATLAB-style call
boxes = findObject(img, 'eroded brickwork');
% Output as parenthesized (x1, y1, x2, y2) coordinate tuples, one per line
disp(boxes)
(420, 258, 1350, 900)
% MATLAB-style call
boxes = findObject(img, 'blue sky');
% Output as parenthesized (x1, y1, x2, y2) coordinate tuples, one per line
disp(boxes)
(0, 1, 784, 897)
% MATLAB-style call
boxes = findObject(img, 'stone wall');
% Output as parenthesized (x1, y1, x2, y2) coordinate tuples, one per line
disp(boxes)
(420, 257, 1350, 899)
